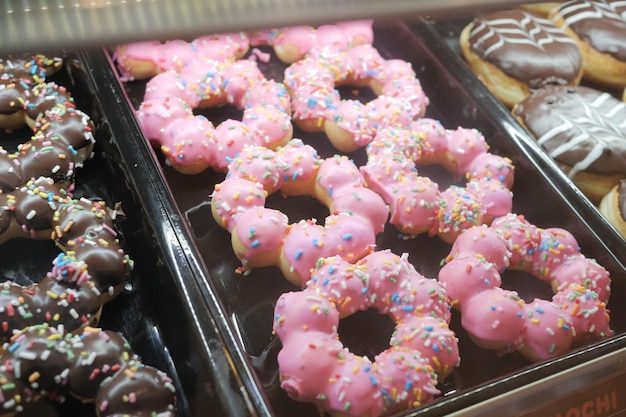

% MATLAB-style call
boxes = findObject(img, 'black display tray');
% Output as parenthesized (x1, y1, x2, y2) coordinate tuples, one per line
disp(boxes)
(93, 18, 626, 417)
(0, 53, 255, 416)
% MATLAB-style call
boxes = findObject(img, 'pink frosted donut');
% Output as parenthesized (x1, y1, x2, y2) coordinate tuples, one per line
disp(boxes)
(283, 43, 428, 152)
(249, 20, 374, 64)
(113, 32, 250, 81)
(439, 213, 613, 361)
(135, 58, 293, 175)
(273, 250, 456, 416)
(211, 139, 389, 286)
(360, 119, 515, 244)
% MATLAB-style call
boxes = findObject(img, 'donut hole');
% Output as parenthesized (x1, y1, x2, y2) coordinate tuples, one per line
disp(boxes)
(0, 125, 31, 148)
(0, 238, 58, 287)
(335, 84, 377, 104)
(194, 104, 244, 128)
(265, 192, 329, 226)
(337, 308, 395, 361)
(500, 269, 554, 303)
(415, 163, 457, 190)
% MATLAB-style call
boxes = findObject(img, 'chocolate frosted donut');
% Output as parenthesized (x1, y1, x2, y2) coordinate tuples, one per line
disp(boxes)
(460, 9, 582, 108)
(550, 0, 626, 88)
(512, 84, 626, 202)
(0, 325, 177, 416)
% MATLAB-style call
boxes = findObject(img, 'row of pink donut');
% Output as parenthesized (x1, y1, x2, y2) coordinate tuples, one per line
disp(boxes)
(114, 21, 613, 417)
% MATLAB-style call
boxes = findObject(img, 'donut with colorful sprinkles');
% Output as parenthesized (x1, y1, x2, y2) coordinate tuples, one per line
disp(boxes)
(210, 139, 388, 286)
(273, 250, 457, 417)
(0, 58, 96, 189)
(283, 43, 429, 152)
(0, 324, 176, 416)
(439, 213, 613, 361)
(0, 177, 133, 341)
(136, 57, 293, 175)
(360, 119, 514, 243)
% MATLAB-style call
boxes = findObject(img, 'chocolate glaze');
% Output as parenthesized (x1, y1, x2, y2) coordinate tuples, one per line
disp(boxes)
(32, 104, 96, 159)
(0, 177, 132, 338)
(513, 84, 626, 176)
(96, 365, 177, 417)
(553, 0, 626, 61)
(469, 9, 581, 88)
(0, 261, 102, 342)
(0, 62, 94, 191)
(68, 329, 135, 400)
(0, 325, 176, 416)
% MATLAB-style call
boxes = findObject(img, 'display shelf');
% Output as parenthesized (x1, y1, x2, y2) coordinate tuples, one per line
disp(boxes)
(0, 0, 528, 54)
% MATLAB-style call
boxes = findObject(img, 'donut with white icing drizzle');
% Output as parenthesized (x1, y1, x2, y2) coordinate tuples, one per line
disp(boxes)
(550, 0, 626, 89)
(460, 9, 583, 108)
(512, 84, 626, 202)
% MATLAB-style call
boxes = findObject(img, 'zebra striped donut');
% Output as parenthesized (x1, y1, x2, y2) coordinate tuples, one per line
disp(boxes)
(512, 84, 626, 202)
(550, 0, 626, 88)
(460, 8, 583, 108)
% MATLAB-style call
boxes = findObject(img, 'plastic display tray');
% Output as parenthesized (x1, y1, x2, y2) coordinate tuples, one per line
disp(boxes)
(88, 18, 626, 417)
(0, 53, 255, 416)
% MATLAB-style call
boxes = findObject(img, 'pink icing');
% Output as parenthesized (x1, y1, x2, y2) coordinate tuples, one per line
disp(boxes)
(439, 213, 613, 361)
(439, 252, 503, 305)
(275, 139, 320, 193)
(160, 115, 219, 172)
(226, 145, 285, 193)
(390, 315, 460, 377)
(136, 57, 293, 174)
(114, 34, 249, 80)
(284, 43, 426, 151)
(461, 288, 526, 352)
(388, 178, 440, 236)
(522, 299, 574, 360)
(233, 207, 289, 268)
(553, 256, 611, 302)
(446, 224, 510, 271)
(273, 249, 453, 416)
(211, 177, 266, 231)
(210, 141, 388, 283)
(241, 106, 292, 149)
(489, 213, 542, 267)
(335, 20, 375, 46)
(552, 284, 614, 342)
(135, 96, 191, 143)
(361, 121, 514, 242)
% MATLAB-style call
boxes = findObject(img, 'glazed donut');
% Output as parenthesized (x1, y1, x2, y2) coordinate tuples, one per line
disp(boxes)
(211, 139, 388, 286)
(136, 58, 293, 174)
(113, 32, 250, 81)
(459, 9, 582, 108)
(550, 0, 626, 89)
(519, 2, 564, 16)
(512, 84, 626, 203)
(0, 324, 176, 416)
(439, 213, 613, 361)
(360, 119, 514, 244)
(599, 178, 626, 238)
(273, 250, 457, 417)
(249, 19, 374, 64)
(0, 177, 133, 340)
(283, 43, 429, 152)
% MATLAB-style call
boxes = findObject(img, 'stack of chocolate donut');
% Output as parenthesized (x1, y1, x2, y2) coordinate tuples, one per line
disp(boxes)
(459, 1, 626, 237)
(114, 19, 613, 417)
(0, 54, 176, 416)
